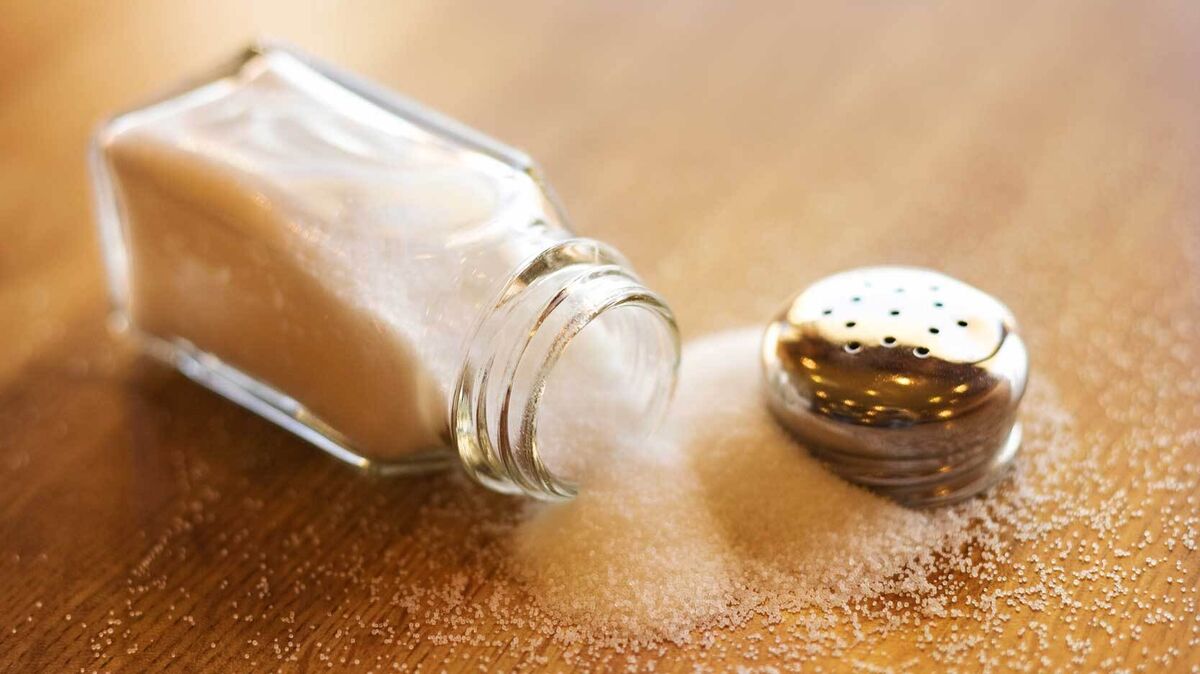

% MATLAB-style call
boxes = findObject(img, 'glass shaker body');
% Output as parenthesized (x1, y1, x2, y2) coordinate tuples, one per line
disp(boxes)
(90, 44, 679, 499)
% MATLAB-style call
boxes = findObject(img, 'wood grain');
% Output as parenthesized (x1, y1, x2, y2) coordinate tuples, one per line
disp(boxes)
(1, 0, 1198, 671)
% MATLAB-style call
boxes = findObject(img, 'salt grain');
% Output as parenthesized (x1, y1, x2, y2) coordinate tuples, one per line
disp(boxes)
(44, 293, 1199, 671)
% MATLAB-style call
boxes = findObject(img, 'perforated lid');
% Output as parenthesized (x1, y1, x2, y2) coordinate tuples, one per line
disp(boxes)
(785, 266, 1013, 364)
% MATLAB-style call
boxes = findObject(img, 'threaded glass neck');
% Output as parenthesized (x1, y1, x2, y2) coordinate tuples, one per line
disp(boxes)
(452, 239, 679, 500)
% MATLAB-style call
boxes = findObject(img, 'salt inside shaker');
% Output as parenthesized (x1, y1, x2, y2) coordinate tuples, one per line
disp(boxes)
(762, 266, 1028, 507)
(90, 43, 679, 500)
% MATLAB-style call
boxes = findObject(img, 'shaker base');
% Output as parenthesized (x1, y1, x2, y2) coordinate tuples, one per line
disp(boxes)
(120, 320, 455, 476)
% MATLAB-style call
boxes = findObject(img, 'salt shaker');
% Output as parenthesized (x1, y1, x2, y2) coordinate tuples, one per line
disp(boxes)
(90, 43, 679, 500)
(762, 267, 1028, 507)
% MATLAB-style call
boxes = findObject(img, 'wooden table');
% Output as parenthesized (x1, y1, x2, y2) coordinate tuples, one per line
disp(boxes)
(2, 1, 1198, 671)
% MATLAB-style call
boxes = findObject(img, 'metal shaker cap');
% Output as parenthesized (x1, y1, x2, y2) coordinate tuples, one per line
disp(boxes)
(762, 266, 1028, 507)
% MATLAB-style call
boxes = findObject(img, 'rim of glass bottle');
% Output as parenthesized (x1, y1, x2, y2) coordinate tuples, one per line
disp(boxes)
(451, 238, 680, 500)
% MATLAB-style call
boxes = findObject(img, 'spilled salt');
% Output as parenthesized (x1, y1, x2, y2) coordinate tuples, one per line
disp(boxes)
(66, 312, 1199, 671)
(512, 327, 1020, 642)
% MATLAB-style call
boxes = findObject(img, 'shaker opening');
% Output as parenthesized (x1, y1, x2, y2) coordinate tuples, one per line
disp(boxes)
(533, 304, 679, 488)
(451, 238, 679, 501)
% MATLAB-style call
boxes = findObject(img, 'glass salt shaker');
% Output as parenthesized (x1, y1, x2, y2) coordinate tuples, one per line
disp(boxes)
(89, 43, 679, 500)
